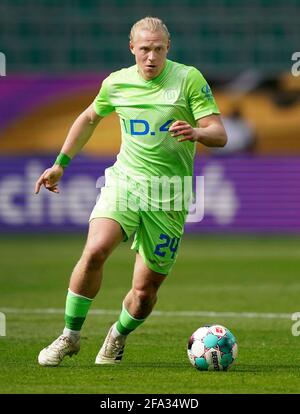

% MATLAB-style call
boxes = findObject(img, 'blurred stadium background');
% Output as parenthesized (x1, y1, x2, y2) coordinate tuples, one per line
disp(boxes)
(0, 0, 299, 233)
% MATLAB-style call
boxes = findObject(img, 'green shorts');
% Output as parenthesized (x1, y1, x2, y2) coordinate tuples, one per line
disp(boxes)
(90, 171, 188, 275)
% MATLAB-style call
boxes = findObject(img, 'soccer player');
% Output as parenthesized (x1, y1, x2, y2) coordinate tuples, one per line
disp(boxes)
(35, 16, 227, 366)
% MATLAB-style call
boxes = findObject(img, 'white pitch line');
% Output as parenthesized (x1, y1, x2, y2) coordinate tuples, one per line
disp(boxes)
(0, 308, 293, 319)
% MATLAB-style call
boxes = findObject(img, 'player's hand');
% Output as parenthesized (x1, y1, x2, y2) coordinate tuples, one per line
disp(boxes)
(34, 165, 64, 194)
(169, 120, 198, 142)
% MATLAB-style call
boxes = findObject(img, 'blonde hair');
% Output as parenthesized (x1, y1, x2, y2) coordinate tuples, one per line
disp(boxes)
(130, 17, 170, 42)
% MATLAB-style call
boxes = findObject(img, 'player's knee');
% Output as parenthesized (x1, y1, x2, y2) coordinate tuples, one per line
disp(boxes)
(83, 245, 111, 270)
(132, 287, 157, 307)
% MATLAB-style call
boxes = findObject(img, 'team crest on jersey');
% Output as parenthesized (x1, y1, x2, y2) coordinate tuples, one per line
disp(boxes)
(163, 88, 178, 102)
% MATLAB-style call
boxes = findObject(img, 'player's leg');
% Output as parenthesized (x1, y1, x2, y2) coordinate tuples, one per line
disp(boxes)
(95, 252, 166, 364)
(38, 217, 124, 367)
(68, 217, 124, 298)
(95, 209, 187, 365)
(123, 252, 166, 318)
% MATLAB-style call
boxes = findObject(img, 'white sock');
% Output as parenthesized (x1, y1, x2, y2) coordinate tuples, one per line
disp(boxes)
(63, 327, 80, 341)
(112, 323, 127, 338)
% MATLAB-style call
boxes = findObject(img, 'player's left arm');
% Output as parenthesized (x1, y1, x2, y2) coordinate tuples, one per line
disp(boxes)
(169, 114, 227, 147)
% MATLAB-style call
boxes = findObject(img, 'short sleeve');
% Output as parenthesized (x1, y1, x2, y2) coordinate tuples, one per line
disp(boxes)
(185, 67, 220, 121)
(93, 77, 115, 117)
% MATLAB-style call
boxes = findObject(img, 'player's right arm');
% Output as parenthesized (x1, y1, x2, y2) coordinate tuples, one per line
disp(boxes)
(34, 104, 102, 194)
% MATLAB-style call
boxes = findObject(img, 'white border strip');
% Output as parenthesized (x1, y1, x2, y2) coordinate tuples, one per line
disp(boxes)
(0, 308, 292, 319)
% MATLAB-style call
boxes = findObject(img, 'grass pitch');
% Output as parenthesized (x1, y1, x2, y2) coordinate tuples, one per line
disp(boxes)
(1, 233, 300, 394)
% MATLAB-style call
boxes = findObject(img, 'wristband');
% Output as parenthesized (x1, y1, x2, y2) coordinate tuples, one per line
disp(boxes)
(54, 153, 72, 168)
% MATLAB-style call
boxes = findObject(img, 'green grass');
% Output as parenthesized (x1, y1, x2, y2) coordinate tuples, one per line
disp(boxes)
(1, 233, 300, 394)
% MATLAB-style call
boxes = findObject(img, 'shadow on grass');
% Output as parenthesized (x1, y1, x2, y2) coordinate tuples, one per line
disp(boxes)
(68, 362, 300, 374)
(232, 363, 300, 373)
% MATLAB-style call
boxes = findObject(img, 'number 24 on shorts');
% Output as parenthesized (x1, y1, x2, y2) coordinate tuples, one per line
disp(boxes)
(154, 234, 180, 259)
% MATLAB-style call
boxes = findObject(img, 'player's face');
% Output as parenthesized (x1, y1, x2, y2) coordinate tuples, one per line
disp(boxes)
(130, 29, 170, 80)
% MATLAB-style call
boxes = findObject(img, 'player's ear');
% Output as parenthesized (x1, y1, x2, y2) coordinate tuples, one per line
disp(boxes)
(129, 41, 135, 55)
(166, 39, 170, 53)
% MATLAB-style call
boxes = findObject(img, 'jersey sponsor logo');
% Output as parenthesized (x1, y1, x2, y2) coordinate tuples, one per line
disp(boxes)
(128, 119, 174, 136)
(129, 119, 150, 135)
(201, 84, 213, 100)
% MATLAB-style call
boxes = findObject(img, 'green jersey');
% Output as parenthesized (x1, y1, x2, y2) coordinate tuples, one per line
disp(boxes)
(93, 59, 219, 210)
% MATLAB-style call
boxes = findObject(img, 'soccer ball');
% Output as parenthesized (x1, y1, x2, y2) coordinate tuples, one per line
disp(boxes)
(187, 324, 238, 371)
